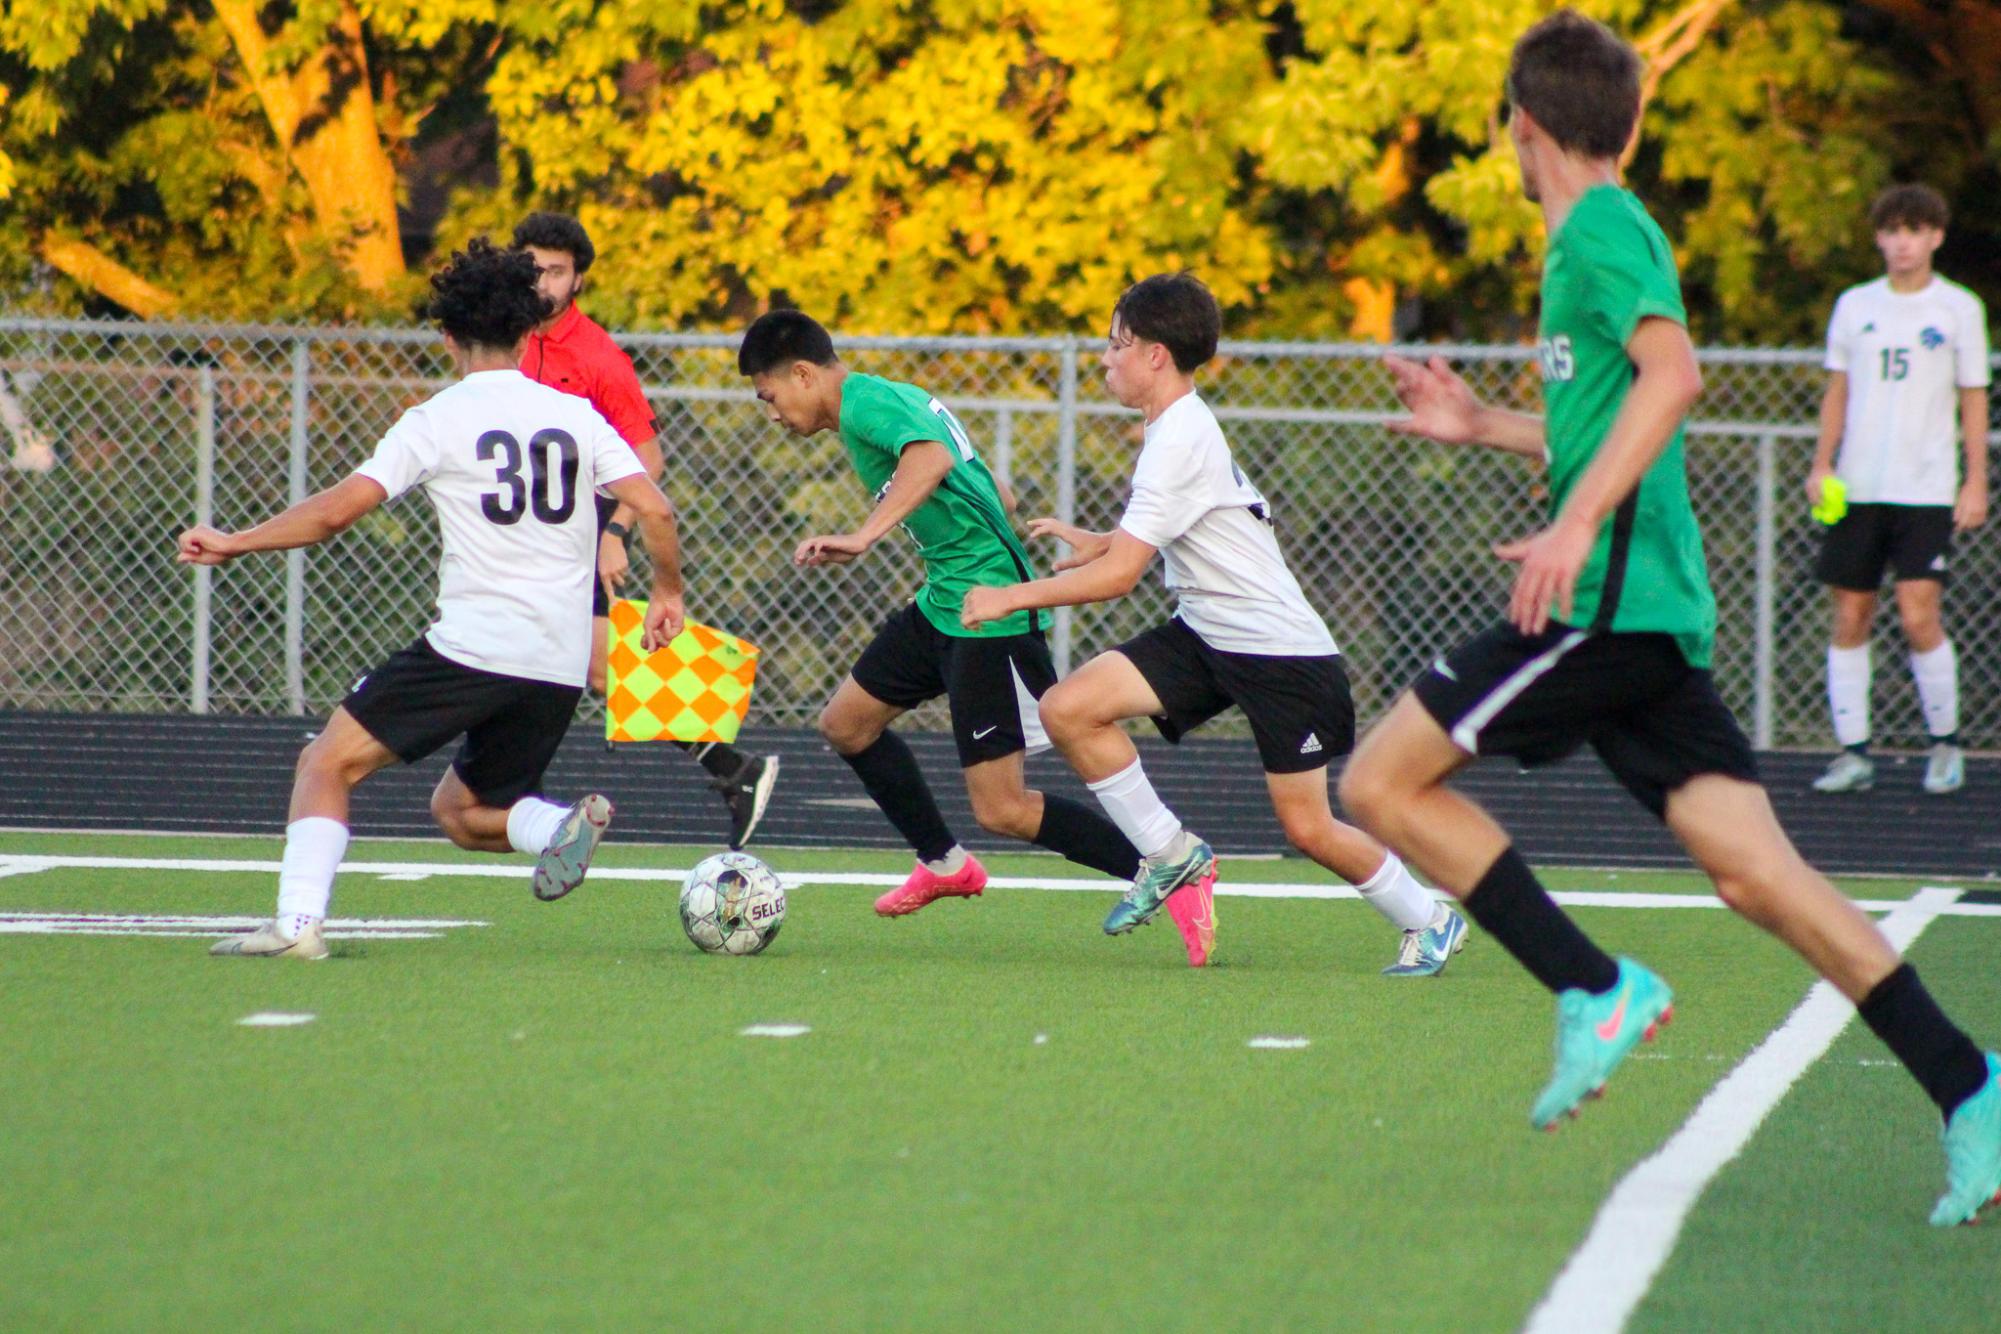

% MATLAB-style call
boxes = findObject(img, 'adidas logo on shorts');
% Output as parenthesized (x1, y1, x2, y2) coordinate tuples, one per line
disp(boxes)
(1299, 733, 1323, 756)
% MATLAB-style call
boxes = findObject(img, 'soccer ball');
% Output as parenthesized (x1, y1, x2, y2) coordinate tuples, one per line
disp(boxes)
(678, 851, 787, 956)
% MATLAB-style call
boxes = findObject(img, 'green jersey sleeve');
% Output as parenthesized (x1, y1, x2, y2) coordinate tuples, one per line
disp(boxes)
(843, 378, 954, 462)
(1568, 205, 1687, 349)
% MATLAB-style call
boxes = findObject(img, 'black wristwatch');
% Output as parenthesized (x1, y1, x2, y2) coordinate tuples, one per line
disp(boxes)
(605, 521, 631, 541)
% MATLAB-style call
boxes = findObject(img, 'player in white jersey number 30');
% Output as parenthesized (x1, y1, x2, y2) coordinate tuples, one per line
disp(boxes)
(176, 239, 686, 959)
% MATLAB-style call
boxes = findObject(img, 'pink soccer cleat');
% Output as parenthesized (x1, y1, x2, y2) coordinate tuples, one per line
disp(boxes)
(875, 853, 988, 916)
(1164, 873, 1218, 967)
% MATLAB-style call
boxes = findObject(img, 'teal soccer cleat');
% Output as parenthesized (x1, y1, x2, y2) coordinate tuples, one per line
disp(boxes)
(1103, 832, 1216, 936)
(1530, 957, 1674, 1130)
(1382, 904, 1470, 978)
(1932, 1052, 2001, 1226)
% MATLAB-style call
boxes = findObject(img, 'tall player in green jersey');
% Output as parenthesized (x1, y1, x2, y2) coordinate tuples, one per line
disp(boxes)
(1338, 10, 1999, 1225)
(738, 311, 1141, 913)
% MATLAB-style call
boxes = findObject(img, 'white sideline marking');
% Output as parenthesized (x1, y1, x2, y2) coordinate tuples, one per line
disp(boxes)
(0, 910, 482, 941)
(4, 854, 1997, 917)
(1248, 1036, 1311, 1050)
(238, 1012, 316, 1027)
(1524, 886, 1961, 1334)
(740, 1024, 810, 1038)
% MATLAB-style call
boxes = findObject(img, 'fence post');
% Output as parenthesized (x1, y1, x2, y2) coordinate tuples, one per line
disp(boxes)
(1054, 338, 1078, 676)
(191, 366, 216, 715)
(992, 405, 1014, 487)
(286, 340, 310, 713)
(1753, 431, 1777, 749)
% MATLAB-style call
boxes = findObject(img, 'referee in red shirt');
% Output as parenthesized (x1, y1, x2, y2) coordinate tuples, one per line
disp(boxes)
(513, 212, 779, 848)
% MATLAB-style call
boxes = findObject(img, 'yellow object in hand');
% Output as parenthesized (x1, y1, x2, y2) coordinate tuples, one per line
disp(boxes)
(1812, 475, 1848, 526)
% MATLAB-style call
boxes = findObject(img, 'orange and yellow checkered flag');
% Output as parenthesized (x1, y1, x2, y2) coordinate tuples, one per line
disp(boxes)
(603, 599, 760, 745)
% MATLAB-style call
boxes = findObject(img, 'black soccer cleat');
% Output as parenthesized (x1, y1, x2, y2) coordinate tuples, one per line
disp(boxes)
(714, 754, 780, 850)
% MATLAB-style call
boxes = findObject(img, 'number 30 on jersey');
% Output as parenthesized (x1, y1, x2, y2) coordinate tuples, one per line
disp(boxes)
(479, 428, 579, 525)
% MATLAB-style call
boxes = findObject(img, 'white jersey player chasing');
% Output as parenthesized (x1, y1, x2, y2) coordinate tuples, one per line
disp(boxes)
(176, 238, 685, 959)
(961, 272, 1467, 973)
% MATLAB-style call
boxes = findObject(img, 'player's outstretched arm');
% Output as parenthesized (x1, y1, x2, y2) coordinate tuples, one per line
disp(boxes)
(961, 530, 1156, 630)
(175, 474, 387, 567)
(1025, 516, 1114, 571)
(1496, 316, 1703, 634)
(1383, 353, 1545, 459)
(795, 439, 956, 567)
(606, 473, 684, 650)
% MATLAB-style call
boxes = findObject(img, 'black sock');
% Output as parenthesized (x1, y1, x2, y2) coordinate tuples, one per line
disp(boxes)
(837, 733, 956, 863)
(1033, 795, 1142, 880)
(1931, 731, 1961, 748)
(675, 740, 750, 782)
(1845, 741, 1871, 757)
(1462, 846, 1620, 995)
(1858, 963, 1990, 1120)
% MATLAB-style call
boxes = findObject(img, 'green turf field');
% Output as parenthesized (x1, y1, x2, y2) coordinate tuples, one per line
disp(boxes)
(1, 831, 1993, 1330)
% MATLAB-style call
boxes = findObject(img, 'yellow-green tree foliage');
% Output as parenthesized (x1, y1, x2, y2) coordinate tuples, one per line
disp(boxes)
(5, 0, 1997, 340)
(467, 0, 1279, 333)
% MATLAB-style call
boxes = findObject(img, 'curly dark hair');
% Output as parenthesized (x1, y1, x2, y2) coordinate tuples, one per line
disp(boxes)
(425, 237, 550, 350)
(511, 211, 596, 273)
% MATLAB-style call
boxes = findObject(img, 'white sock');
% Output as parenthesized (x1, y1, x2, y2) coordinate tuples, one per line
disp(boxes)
(1355, 852, 1437, 932)
(276, 816, 349, 932)
(506, 797, 570, 855)
(923, 845, 969, 877)
(1827, 643, 1872, 748)
(1086, 759, 1184, 860)
(1911, 639, 1959, 739)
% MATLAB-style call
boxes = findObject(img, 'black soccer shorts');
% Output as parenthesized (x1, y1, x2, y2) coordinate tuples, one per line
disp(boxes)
(1412, 621, 1758, 819)
(849, 602, 1055, 766)
(1815, 502, 1954, 591)
(343, 637, 582, 807)
(1114, 617, 1356, 775)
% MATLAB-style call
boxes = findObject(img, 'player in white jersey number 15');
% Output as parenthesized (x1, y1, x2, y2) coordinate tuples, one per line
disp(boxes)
(176, 238, 685, 959)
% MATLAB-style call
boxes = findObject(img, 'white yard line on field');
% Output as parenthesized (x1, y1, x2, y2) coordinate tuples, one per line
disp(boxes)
(2, 853, 1997, 917)
(1523, 885, 1962, 1334)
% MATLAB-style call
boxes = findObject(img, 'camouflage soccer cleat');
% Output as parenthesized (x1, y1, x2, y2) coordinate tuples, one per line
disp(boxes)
(532, 794, 613, 902)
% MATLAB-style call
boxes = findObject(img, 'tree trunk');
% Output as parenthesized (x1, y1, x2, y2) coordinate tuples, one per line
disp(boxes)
(213, 0, 405, 292)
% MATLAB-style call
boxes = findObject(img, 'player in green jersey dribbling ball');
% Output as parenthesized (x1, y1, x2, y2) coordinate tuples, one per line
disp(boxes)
(738, 312, 1143, 918)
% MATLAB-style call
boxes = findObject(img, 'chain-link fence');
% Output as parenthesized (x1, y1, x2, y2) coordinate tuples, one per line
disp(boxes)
(2, 317, 1996, 749)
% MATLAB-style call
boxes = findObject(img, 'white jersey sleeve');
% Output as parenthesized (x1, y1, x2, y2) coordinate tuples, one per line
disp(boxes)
(354, 403, 442, 500)
(1823, 291, 1855, 375)
(1956, 289, 1991, 389)
(1119, 432, 1208, 549)
(586, 414, 646, 496)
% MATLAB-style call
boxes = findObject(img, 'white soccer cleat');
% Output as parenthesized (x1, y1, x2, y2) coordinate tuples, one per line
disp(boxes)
(1924, 743, 1965, 796)
(1811, 751, 1874, 794)
(533, 793, 613, 901)
(210, 918, 328, 960)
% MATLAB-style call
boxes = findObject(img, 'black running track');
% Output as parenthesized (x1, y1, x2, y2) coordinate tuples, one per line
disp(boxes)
(1, 711, 1996, 879)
